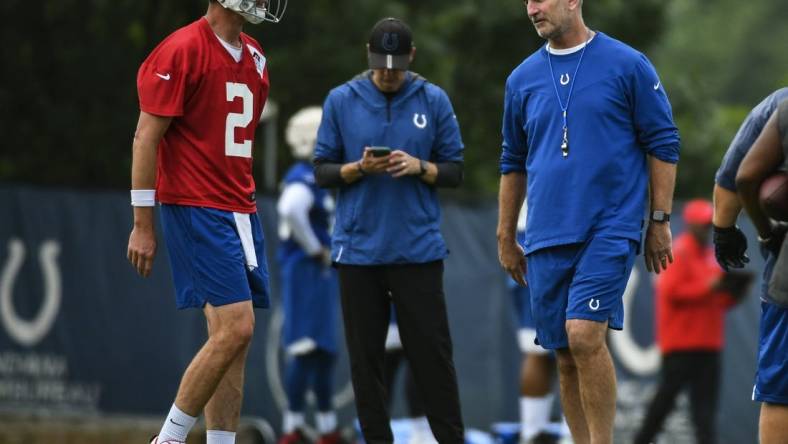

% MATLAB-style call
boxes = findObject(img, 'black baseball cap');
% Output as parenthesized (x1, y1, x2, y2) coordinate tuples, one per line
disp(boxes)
(367, 18, 413, 70)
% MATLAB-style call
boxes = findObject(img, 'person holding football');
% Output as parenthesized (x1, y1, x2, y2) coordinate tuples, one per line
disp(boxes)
(735, 98, 788, 444)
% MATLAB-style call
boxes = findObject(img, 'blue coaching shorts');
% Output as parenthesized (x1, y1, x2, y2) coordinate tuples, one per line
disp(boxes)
(160, 205, 271, 310)
(753, 301, 788, 405)
(526, 235, 637, 349)
(510, 282, 552, 354)
(510, 283, 536, 330)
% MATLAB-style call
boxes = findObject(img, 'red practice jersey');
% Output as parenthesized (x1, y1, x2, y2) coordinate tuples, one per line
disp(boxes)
(137, 17, 270, 213)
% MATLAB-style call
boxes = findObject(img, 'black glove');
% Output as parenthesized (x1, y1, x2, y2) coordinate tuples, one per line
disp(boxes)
(759, 222, 788, 257)
(713, 225, 750, 271)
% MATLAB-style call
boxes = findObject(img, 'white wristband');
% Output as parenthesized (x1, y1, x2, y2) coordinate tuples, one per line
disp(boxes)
(130, 189, 156, 207)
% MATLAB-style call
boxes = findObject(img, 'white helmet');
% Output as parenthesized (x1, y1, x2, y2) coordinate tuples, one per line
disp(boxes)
(286, 106, 323, 160)
(217, 0, 287, 24)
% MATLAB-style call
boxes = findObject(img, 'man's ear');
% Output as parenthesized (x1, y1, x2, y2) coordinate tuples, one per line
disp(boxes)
(409, 46, 416, 64)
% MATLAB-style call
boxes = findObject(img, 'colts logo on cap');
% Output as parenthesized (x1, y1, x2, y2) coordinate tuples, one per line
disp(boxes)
(382, 32, 399, 52)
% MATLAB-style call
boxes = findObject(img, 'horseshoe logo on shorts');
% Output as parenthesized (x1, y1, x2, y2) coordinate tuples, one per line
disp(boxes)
(0, 239, 62, 347)
(588, 298, 600, 311)
(413, 113, 427, 129)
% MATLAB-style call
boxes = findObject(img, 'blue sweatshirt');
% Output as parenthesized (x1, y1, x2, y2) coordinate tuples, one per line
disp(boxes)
(314, 72, 463, 265)
(501, 32, 680, 254)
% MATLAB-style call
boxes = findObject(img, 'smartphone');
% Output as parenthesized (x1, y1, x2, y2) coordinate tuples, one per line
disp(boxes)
(368, 146, 392, 157)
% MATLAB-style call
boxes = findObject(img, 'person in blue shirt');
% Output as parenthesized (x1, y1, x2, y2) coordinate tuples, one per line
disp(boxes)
(713, 87, 788, 275)
(725, 96, 788, 444)
(277, 106, 342, 444)
(496, 1, 680, 443)
(313, 17, 465, 444)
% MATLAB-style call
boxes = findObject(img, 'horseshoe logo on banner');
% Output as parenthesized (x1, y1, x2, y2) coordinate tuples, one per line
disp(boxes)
(608, 267, 660, 376)
(0, 239, 62, 347)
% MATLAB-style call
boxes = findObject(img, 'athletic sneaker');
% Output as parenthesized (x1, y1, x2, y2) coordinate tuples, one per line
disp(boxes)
(149, 436, 186, 444)
(523, 432, 559, 444)
(278, 429, 312, 444)
(316, 430, 345, 444)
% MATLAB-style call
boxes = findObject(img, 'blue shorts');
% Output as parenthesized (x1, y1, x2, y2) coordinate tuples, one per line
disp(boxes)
(511, 282, 535, 329)
(526, 235, 637, 349)
(160, 205, 270, 310)
(753, 301, 788, 404)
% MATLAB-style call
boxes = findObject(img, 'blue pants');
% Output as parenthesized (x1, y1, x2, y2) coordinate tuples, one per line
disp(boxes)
(285, 349, 336, 412)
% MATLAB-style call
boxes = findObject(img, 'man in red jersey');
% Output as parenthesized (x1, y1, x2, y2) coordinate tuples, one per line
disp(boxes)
(126, 1, 286, 443)
(634, 199, 743, 444)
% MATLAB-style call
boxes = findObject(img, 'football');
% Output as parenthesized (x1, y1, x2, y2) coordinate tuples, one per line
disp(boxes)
(760, 172, 788, 221)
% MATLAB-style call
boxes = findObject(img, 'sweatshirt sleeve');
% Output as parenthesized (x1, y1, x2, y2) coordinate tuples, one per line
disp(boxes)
(628, 55, 680, 164)
(314, 90, 344, 163)
(277, 182, 322, 256)
(500, 79, 528, 175)
(431, 87, 464, 162)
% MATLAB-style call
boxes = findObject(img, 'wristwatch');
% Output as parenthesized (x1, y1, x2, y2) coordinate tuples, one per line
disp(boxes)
(419, 159, 429, 176)
(650, 210, 671, 223)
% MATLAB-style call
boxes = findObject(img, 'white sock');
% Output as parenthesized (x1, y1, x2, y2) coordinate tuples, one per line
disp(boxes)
(316, 411, 337, 434)
(521, 395, 554, 440)
(560, 415, 571, 437)
(412, 416, 430, 433)
(409, 416, 437, 444)
(207, 430, 236, 444)
(158, 404, 198, 443)
(283, 411, 305, 433)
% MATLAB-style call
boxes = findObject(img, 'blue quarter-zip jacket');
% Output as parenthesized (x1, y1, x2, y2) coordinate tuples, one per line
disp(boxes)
(314, 72, 463, 265)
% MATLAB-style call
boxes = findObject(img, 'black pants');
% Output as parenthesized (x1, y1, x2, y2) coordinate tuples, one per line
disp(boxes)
(634, 351, 720, 444)
(384, 348, 425, 418)
(337, 261, 464, 444)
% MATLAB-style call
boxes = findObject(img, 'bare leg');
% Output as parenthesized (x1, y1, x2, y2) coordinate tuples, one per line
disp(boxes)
(565, 319, 616, 444)
(173, 301, 255, 416)
(204, 304, 253, 431)
(760, 402, 788, 444)
(521, 353, 555, 397)
(556, 349, 590, 444)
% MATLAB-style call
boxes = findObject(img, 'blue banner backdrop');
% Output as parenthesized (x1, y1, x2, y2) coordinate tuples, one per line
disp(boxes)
(0, 186, 764, 443)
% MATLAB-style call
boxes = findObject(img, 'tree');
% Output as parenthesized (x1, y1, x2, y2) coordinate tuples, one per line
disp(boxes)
(0, 0, 670, 194)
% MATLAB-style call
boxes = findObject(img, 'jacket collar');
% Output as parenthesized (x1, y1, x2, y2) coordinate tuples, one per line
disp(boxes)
(347, 70, 426, 108)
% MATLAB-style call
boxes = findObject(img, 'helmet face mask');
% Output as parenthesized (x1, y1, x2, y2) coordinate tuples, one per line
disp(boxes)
(217, 0, 287, 24)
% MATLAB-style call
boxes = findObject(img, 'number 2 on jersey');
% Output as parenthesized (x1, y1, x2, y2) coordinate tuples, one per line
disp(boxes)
(225, 82, 253, 158)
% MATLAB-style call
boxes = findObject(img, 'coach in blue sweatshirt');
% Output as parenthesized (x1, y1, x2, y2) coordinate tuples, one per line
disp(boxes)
(497, 1, 680, 443)
(313, 18, 465, 444)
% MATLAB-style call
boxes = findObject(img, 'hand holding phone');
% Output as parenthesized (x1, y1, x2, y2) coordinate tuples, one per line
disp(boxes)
(358, 146, 392, 174)
(368, 146, 392, 157)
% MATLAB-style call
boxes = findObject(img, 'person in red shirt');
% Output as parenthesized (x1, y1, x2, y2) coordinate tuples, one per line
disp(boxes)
(634, 199, 737, 444)
(126, 1, 285, 444)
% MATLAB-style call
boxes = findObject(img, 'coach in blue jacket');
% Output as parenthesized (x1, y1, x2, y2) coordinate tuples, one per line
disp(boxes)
(313, 17, 465, 444)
